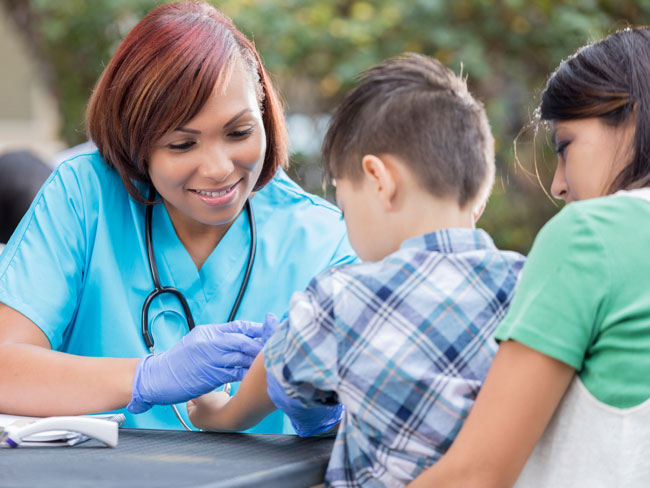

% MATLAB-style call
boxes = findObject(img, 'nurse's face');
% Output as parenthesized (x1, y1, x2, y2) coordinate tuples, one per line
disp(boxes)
(149, 62, 266, 232)
(550, 117, 634, 203)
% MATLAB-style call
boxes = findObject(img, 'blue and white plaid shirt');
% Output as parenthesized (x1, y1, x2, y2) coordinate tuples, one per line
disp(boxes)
(264, 229, 525, 487)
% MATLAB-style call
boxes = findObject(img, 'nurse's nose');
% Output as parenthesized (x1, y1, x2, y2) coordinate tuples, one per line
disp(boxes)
(198, 144, 234, 182)
(550, 159, 569, 201)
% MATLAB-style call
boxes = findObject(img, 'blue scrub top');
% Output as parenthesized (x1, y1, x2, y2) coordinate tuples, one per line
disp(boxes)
(0, 151, 357, 432)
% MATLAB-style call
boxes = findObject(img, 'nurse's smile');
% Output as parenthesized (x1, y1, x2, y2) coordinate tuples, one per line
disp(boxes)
(190, 179, 242, 207)
(148, 59, 267, 255)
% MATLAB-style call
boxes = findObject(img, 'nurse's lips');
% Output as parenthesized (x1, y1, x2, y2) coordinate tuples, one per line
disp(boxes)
(190, 180, 240, 206)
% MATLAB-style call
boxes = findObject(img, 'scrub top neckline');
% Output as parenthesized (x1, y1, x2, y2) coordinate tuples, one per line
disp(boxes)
(152, 200, 253, 306)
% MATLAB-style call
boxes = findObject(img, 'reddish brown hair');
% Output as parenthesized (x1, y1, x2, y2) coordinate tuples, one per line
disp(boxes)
(86, 1, 287, 203)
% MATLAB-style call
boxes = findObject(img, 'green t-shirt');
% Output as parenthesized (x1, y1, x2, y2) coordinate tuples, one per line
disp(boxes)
(495, 194, 650, 408)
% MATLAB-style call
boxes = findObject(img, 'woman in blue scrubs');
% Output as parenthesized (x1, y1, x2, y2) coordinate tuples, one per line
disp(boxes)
(0, 1, 355, 433)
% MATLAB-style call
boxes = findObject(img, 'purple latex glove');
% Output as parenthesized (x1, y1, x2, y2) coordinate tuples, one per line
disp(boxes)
(128, 320, 263, 414)
(263, 313, 344, 437)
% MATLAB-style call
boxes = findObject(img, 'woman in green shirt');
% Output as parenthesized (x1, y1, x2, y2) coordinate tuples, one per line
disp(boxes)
(410, 27, 650, 487)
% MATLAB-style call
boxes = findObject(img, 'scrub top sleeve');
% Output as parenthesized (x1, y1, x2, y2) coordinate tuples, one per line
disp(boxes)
(494, 204, 610, 370)
(0, 167, 88, 349)
(264, 280, 340, 407)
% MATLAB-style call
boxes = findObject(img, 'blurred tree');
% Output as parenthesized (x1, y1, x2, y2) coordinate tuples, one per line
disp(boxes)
(3, 0, 648, 252)
(1, 0, 159, 143)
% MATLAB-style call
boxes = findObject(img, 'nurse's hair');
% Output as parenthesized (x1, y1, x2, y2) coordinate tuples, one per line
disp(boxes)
(86, 1, 287, 203)
(539, 26, 650, 192)
(322, 53, 495, 209)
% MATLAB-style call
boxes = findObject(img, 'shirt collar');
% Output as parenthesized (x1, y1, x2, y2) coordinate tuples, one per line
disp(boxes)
(399, 228, 496, 254)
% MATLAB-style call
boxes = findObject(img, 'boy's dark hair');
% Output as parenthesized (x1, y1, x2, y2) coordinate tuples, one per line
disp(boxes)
(322, 53, 494, 208)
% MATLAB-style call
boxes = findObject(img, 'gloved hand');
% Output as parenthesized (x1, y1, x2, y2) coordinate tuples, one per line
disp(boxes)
(261, 312, 283, 343)
(266, 372, 344, 437)
(263, 313, 343, 437)
(128, 320, 264, 414)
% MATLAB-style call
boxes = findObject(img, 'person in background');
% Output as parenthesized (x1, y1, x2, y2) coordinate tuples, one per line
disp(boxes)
(0, 1, 355, 434)
(0, 150, 51, 244)
(184, 54, 525, 487)
(409, 27, 650, 488)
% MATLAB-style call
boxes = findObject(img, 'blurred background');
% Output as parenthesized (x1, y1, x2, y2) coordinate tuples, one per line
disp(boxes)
(1, 0, 648, 253)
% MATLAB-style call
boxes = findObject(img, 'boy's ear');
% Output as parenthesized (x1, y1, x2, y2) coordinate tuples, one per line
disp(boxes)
(472, 201, 486, 224)
(361, 154, 397, 211)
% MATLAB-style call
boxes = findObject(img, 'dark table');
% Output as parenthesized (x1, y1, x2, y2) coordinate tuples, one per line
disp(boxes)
(0, 428, 335, 488)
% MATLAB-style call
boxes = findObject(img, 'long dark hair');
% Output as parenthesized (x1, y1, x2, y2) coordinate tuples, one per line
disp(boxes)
(539, 27, 650, 192)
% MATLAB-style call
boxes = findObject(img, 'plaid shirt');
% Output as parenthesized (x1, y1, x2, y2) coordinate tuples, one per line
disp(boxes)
(264, 229, 525, 487)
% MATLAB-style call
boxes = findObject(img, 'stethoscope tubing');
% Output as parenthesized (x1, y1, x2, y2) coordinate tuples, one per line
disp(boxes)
(141, 186, 257, 430)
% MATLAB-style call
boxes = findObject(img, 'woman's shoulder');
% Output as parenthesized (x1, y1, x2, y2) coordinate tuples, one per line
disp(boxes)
(255, 169, 342, 220)
(574, 191, 650, 214)
(45, 149, 129, 206)
(253, 169, 356, 265)
(54, 149, 116, 185)
(19, 150, 135, 242)
(530, 193, 650, 269)
(543, 193, 650, 238)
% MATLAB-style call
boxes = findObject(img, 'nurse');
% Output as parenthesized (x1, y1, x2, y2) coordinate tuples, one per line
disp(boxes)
(0, 1, 355, 433)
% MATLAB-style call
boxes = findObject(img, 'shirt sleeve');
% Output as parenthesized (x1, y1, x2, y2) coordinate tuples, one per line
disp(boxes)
(494, 203, 610, 370)
(264, 271, 341, 407)
(0, 165, 88, 349)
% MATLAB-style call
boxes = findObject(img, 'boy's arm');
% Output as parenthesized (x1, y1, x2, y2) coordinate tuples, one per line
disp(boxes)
(263, 312, 344, 437)
(187, 352, 275, 431)
(187, 312, 344, 435)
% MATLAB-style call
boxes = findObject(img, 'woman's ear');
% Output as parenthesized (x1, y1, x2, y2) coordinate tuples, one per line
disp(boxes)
(361, 154, 397, 211)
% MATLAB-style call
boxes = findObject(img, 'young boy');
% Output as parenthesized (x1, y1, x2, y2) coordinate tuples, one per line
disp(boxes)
(187, 54, 525, 486)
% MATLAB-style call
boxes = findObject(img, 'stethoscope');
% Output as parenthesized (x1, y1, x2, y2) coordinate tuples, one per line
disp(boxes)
(141, 186, 257, 430)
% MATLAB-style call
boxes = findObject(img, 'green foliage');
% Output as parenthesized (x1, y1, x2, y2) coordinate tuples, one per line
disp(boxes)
(3, 0, 649, 252)
(2, 0, 160, 142)
(220, 0, 649, 252)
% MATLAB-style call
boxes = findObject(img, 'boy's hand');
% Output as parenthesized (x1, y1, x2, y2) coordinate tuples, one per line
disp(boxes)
(187, 391, 232, 430)
(187, 352, 276, 433)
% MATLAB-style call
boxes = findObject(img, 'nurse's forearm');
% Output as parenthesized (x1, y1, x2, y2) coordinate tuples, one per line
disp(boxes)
(201, 352, 275, 431)
(0, 343, 138, 416)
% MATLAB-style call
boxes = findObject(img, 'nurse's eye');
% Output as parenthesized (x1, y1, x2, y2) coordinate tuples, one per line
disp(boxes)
(229, 127, 254, 139)
(168, 141, 195, 151)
